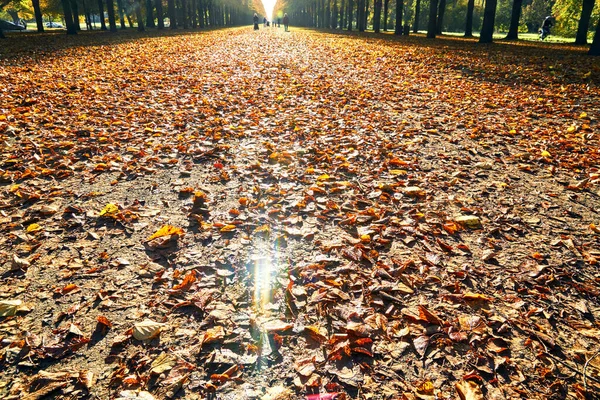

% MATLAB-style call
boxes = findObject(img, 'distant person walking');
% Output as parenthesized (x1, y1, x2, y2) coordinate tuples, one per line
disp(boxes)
(283, 13, 289, 32)
(253, 13, 259, 30)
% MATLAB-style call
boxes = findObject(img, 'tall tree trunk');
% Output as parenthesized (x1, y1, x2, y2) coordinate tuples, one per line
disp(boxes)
(61, 0, 78, 34)
(126, 13, 134, 27)
(71, 0, 82, 30)
(136, 0, 145, 30)
(97, 0, 107, 30)
(32, 0, 45, 31)
(373, 0, 381, 31)
(383, 0, 389, 30)
(505, 0, 522, 39)
(340, 0, 345, 28)
(82, 0, 91, 29)
(146, 0, 155, 27)
(181, 0, 188, 28)
(412, 0, 420, 32)
(589, 15, 600, 55)
(106, 0, 118, 30)
(364, 0, 368, 28)
(426, 0, 437, 38)
(394, 0, 402, 34)
(479, 0, 497, 43)
(357, 0, 364, 30)
(436, 0, 445, 34)
(334, 0, 339, 28)
(347, 0, 353, 29)
(156, 0, 164, 28)
(0, 29, 5, 39)
(197, 0, 204, 27)
(168, 0, 176, 28)
(116, 0, 126, 28)
(191, 0, 197, 27)
(464, 0, 474, 36)
(325, 0, 331, 27)
(576, 0, 595, 45)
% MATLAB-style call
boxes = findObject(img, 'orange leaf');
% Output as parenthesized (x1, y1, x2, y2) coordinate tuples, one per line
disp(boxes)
(148, 225, 184, 241)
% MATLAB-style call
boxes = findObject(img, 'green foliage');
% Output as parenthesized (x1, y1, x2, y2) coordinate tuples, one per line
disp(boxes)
(552, 0, 600, 37)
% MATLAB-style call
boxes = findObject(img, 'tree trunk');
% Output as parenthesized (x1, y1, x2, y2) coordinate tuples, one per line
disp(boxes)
(136, 0, 145, 30)
(156, 0, 164, 28)
(373, 0, 381, 32)
(412, 0, 420, 32)
(465, 0, 475, 36)
(340, 0, 345, 28)
(0, 29, 5, 39)
(347, 0, 353, 29)
(576, 0, 595, 45)
(7, 10, 19, 23)
(146, 0, 155, 27)
(197, 0, 204, 27)
(357, 0, 364, 30)
(426, 0, 437, 38)
(191, 0, 197, 27)
(116, 0, 126, 28)
(31, 0, 45, 32)
(383, 0, 389, 30)
(70, 0, 81, 30)
(61, 0, 78, 34)
(97, 0, 107, 30)
(436, 0, 445, 34)
(181, 0, 188, 28)
(479, 0, 497, 43)
(106, 0, 117, 30)
(364, 0, 368, 28)
(505, 0, 522, 40)
(589, 15, 600, 55)
(126, 13, 134, 27)
(168, 0, 176, 27)
(394, 0, 402, 34)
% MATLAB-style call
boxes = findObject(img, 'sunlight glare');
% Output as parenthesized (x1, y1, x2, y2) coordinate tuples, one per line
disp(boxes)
(260, 0, 277, 21)
(254, 256, 274, 309)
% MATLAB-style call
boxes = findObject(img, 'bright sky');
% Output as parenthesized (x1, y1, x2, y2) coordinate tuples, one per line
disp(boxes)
(261, 0, 277, 21)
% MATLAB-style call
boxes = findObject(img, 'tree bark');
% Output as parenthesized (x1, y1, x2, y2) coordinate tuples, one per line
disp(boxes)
(576, 0, 595, 45)
(505, 0, 522, 40)
(589, 13, 600, 55)
(97, 0, 107, 30)
(146, 0, 155, 27)
(136, 0, 145, 30)
(347, 0, 353, 29)
(412, 0, 420, 32)
(168, 0, 176, 28)
(70, 0, 81, 30)
(106, 0, 117, 30)
(116, 0, 126, 28)
(394, 0, 402, 34)
(61, 0, 78, 34)
(382, 0, 389, 30)
(373, 0, 381, 32)
(436, 0, 445, 34)
(426, 0, 437, 38)
(464, 0, 474, 36)
(156, 0, 164, 28)
(31, 0, 45, 31)
(479, 0, 497, 43)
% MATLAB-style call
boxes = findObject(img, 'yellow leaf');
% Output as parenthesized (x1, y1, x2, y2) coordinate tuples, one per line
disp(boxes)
(579, 112, 587, 119)
(99, 203, 119, 217)
(390, 169, 407, 176)
(148, 225, 185, 240)
(567, 126, 576, 133)
(26, 223, 42, 233)
(541, 150, 551, 158)
(317, 173, 330, 181)
(219, 224, 237, 232)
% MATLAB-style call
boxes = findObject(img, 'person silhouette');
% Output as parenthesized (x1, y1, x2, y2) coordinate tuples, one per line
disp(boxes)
(283, 13, 289, 32)
(253, 13, 259, 30)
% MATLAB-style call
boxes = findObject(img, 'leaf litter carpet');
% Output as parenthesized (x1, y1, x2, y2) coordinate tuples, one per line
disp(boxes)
(1, 27, 600, 400)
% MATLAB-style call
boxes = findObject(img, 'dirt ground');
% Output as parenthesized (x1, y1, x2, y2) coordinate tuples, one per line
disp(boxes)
(1, 27, 600, 400)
